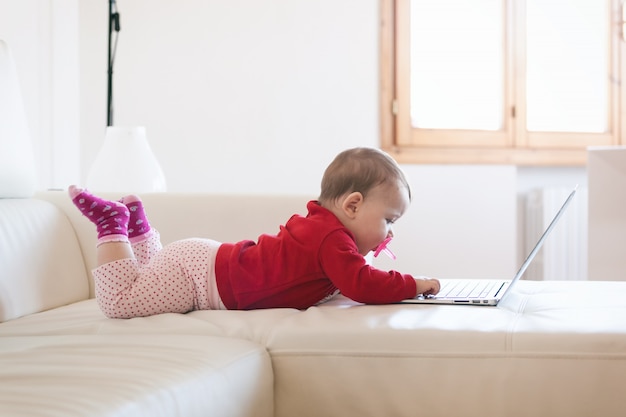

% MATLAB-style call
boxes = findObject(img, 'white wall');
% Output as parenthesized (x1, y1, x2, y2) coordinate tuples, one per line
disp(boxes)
(79, 0, 380, 195)
(0, 0, 80, 190)
(2, 0, 588, 279)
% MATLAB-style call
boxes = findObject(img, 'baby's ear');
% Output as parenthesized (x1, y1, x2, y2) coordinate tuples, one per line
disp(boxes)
(341, 192, 364, 219)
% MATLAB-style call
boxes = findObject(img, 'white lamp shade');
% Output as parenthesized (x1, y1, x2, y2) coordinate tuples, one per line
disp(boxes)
(86, 126, 167, 193)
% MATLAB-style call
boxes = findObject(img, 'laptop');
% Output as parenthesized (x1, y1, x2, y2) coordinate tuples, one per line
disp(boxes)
(400, 185, 578, 306)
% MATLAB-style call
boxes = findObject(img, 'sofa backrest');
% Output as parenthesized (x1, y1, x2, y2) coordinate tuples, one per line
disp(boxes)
(35, 190, 314, 298)
(0, 198, 90, 322)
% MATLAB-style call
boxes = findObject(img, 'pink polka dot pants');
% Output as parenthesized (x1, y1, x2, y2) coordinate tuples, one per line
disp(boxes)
(93, 230, 223, 318)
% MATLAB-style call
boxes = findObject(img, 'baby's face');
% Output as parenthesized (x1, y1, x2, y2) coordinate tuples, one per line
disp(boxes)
(349, 180, 410, 256)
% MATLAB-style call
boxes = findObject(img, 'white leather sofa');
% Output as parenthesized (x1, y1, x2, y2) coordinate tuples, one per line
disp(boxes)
(2, 190, 626, 417)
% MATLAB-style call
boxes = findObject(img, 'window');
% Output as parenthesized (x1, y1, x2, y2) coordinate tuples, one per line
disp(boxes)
(380, 0, 625, 165)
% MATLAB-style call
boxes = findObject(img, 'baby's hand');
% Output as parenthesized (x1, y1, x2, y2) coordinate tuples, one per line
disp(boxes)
(414, 277, 440, 297)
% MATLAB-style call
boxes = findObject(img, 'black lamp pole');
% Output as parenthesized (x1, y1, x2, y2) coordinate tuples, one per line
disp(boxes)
(107, 0, 120, 127)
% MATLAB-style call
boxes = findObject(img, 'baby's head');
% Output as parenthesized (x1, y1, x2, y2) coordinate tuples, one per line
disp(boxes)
(319, 147, 411, 205)
(319, 147, 411, 256)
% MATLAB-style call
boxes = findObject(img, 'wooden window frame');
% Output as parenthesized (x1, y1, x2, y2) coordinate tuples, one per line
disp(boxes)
(380, 0, 626, 166)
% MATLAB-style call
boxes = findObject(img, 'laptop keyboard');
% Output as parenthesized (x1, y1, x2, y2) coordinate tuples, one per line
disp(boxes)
(438, 280, 499, 299)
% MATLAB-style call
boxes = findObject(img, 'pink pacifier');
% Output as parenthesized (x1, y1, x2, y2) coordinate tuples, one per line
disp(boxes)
(373, 236, 396, 260)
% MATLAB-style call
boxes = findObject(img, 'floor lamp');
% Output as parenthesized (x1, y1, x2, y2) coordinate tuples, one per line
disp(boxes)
(87, 0, 167, 193)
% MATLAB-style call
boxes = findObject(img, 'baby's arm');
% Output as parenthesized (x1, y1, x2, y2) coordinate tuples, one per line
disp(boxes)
(414, 277, 440, 297)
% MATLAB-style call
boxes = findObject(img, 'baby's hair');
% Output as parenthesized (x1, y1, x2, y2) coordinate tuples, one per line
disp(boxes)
(318, 147, 411, 204)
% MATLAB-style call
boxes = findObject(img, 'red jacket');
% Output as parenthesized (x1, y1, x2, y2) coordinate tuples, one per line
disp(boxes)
(215, 201, 417, 310)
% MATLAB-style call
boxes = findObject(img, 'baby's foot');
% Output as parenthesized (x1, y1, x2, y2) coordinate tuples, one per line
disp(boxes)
(69, 185, 130, 243)
(119, 194, 152, 242)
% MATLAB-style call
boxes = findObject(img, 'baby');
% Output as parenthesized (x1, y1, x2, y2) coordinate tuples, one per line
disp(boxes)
(70, 147, 440, 318)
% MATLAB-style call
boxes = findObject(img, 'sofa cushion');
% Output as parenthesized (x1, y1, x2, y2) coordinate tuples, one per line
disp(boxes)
(0, 298, 300, 346)
(266, 281, 626, 417)
(0, 199, 89, 322)
(0, 299, 219, 337)
(0, 334, 273, 417)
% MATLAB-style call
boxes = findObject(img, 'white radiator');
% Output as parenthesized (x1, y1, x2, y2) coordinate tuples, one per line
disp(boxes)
(523, 186, 588, 280)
